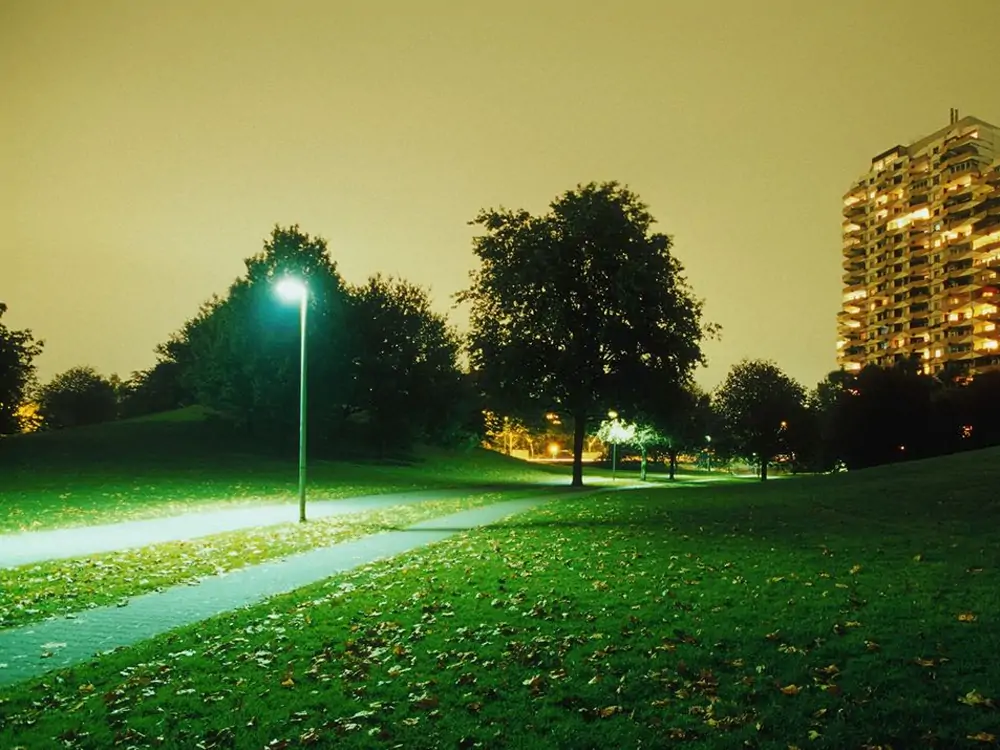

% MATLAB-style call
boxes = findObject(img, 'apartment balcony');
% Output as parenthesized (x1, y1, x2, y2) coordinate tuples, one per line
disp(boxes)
(942, 140, 982, 161)
(948, 243, 975, 262)
(973, 214, 1000, 236)
(842, 257, 866, 273)
(943, 292, 975, 311)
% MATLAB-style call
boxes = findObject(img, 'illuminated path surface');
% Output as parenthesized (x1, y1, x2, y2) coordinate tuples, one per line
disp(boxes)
(0, 491, 592, 687)
(0, 487, 543, 568)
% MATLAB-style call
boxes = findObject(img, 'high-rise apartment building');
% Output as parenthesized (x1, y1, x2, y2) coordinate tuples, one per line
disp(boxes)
(838, 111, 1000, 378)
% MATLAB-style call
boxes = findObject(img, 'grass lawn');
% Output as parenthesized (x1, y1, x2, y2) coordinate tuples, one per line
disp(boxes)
(3, 448, 1000, 748)
(0, 408, 570, 532)
(0, 489, 550, 630)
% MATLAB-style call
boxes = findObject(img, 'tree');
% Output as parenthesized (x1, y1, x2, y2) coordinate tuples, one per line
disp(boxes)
(344, 274, 465, 453)
(595, 414, 638, 478)
(460, 182, 713, 487)
(826, 364, 938, 469)
(0, 303, 44, 435)
(655, 384, 713, 480)
(172, 225, 350, 445)
(483, 411, 533, 456)
(38, 366, 119, 429)
(119, 360, 191, 419)
(713, 359, 806, 481)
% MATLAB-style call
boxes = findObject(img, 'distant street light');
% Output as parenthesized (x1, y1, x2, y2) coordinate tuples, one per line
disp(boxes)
(276, 277, 309, 522)
(705, 434, 712, 473)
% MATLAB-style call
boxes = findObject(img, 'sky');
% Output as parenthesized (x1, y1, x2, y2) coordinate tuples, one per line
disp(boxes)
(3, 0, 1000, 391)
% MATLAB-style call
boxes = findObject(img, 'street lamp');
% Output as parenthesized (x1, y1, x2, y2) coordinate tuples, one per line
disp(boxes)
(276, 277, 309, 522)
(705, 435, 712, 473)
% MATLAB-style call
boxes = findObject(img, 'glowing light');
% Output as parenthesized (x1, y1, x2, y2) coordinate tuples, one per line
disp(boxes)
(548, 442, 559, 458)
(276, 277, 307, 302)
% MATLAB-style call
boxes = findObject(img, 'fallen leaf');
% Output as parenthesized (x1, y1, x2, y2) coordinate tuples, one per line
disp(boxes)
(958, 613, 977, 622)
(967, 732, 996, 743)
(960, 689, 995, 708)
(779, 684, 801, 695)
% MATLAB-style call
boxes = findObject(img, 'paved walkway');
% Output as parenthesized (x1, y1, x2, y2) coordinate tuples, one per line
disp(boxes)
(0, 494, 560, 687)
(0, 487, 520, 568)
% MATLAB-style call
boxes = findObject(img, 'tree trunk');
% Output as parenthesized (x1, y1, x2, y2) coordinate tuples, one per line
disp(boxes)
(572, 412, 586, 487)
(640, 447, 647, 481)
(668, 449, 677, 481)
(760, 455, 769, 482)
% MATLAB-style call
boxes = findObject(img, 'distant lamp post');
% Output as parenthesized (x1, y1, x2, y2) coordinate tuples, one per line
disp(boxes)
(705, 435, 712, 473)
(548, 442, 559, 460)
(607, 410, 620, 482)
(276, 277, 309, 522)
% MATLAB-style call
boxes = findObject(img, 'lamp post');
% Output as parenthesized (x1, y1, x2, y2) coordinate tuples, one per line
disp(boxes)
(705, 435, 712, 473)
(608, 410, 619, 482)
(276, 277, 308, 522)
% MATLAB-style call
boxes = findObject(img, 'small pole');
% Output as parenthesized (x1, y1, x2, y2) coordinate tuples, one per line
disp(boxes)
(297, 294, 308, 522)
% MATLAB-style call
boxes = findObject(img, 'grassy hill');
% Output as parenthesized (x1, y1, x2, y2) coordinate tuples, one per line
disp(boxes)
(3, 440, 1000, 747)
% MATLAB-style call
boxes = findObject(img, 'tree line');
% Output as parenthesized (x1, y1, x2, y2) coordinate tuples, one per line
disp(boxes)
(3, 182, 1000, 478)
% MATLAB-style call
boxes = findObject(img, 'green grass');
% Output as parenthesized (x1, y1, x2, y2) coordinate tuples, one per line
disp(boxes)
(0, 409, 568, 532)
(0, 489, 546, 630)
(3, 448, 1000, 747)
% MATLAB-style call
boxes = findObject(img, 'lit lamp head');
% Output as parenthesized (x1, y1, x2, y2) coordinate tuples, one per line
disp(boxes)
(276, 277, 307, 302)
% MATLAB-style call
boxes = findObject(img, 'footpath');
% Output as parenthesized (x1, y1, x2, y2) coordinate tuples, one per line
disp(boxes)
(0, 487, 616, 687)
(0, 487, 514, 568)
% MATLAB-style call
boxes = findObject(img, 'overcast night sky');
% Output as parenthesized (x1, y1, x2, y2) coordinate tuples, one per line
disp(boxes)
(3, 0, 999, 390)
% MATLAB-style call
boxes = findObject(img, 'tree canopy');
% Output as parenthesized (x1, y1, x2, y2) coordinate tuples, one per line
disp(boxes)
(0, 303, 44, 435)
(169, 225, 350, 444)
(713, 359, 806, 481)
(38, 365, 119, 430)
(345, 274, 465, 453)
(460, 182, 712, 486)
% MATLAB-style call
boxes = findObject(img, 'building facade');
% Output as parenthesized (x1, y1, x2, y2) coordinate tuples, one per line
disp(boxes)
(838, 112, 1000, 378)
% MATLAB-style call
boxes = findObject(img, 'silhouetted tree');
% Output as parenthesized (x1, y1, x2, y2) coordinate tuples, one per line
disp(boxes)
(460, 182, 713, 486)
(713, 359, 806, 481)
(119, 360, 191, 418)
(172, 225, 350, 445)
(345, 274, 465, 453)
(38, 366, 118, 429)
(0, 303, 44, 435)
(830, 364, 938, 469)
(957, 370, 1000, 449)
(656, 384, 714, 480)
